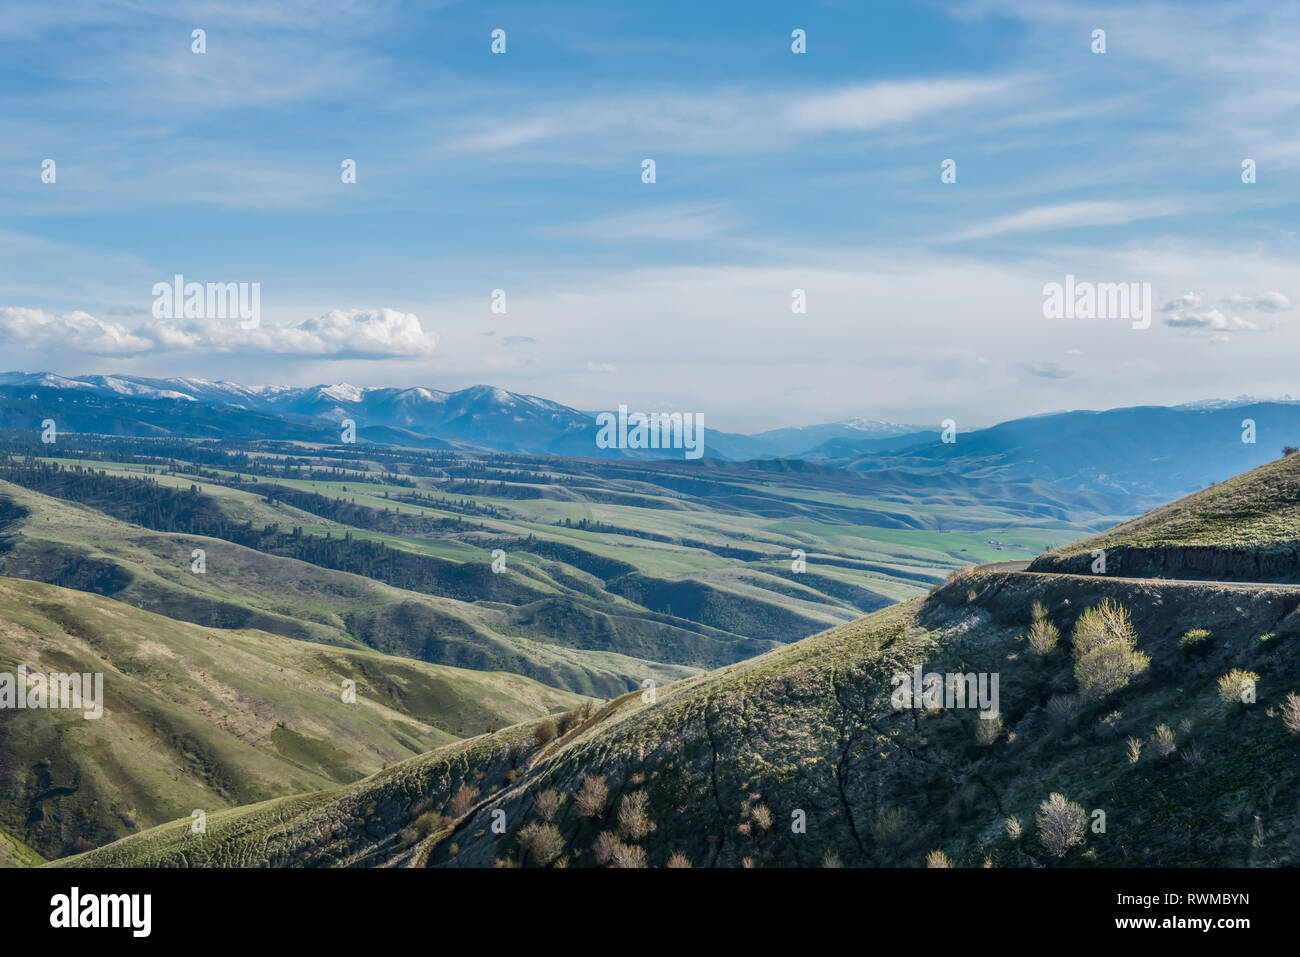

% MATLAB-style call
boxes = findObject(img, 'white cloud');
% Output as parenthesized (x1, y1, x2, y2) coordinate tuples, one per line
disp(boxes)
(948, 201, 1174, 242)
(0, 307, 154, 355)
(445, 77, 1025, 156)
(0, 306, 437, 359)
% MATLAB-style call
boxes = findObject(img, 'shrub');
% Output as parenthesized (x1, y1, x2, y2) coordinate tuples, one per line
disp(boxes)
(926, 849, 953, 868)
(533, 718, 558, 747)
(1179, 629, 1213, 660)
(1072, 599, 1137, 655)
(1027, 601, 1060, 655)
(1150, 723, 1177, 757)
(1125, 735, 1143, 763)
(750, 804, 773, 831)
(1281, 691, 1300, 734)
(594, 830, 622, 865)
(609, 842, 647, 868)
(1004, 815, 1022, 840)
(535, 789, 563, 822)
(446, 783, 480, 819)
(575, 774, 608, 818)
(617, 791, 655, 840)
(517, 823, 564, 866)
(1217, 669, 1259, 705)
(666, 851, 692, 868)
(1072, 600, 1150, 701)
(821, 850, 844, 868)
(556, 708, 583, 735)
(1035, 792, 1087, 857)
(413, 811, 440, 839)
(1045, 694, 1082, 725)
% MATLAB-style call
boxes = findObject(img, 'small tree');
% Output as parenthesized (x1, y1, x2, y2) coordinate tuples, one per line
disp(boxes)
(1035, 792, 1087, 857)
(1126, 735, 1143, 764)
(1283, 446, 1298, 457)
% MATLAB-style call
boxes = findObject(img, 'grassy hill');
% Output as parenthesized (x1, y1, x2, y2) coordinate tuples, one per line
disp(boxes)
(1030, 451, 1300, 581)
(0, 577, 587, 863)
(60, 563, 1300, 867)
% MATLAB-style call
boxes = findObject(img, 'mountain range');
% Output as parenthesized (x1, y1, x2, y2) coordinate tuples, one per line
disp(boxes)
(2, 372, 1298, 498)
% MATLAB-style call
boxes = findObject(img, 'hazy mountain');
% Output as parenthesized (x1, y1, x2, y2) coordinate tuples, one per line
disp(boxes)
(805, 402, 1300, 498)
(2, 373, 1297, 498)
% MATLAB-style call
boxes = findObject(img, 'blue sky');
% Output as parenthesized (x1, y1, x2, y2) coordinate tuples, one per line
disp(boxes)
(2, 0, 1299, 431)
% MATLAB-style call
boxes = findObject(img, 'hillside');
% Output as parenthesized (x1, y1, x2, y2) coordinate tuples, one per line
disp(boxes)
(1030, 451, 1300, 581)
(0, 576, 587, 863)
(60, 564, 1300, 868)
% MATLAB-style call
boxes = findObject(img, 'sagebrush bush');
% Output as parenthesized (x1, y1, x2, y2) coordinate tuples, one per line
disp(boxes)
(926, 849, 953, 868)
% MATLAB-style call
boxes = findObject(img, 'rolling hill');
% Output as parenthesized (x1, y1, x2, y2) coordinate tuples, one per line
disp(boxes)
(57, 457, 1300, 868)
(0, 576, 588, 863)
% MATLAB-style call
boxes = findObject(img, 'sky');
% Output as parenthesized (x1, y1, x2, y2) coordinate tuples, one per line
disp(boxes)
(2, 0, 1300, 432)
